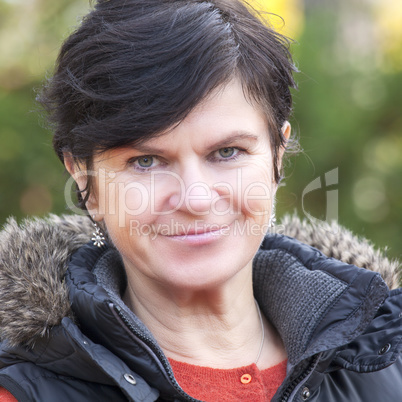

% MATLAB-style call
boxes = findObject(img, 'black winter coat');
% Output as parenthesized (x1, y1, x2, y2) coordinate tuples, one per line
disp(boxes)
(0, 214, 401, 401)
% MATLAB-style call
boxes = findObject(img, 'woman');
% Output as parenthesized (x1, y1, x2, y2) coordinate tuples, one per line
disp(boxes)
(0, 1, 401, 401)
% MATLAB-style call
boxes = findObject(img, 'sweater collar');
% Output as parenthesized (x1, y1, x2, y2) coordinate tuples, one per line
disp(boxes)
(254, 234, 388, 367)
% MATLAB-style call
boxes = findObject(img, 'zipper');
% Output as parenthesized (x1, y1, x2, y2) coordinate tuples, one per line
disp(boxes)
(113, 304, 200, 402)
(280, 353, 321, 402)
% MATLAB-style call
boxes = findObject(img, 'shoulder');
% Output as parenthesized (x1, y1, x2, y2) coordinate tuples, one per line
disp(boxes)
(301, 353, 402, 402)
(0, 361, 53, 402)
(303, 289, 402, 401)
(0, 359, 129, 402)
(334, 287, 402, 370)
(0, 214, 92, 347)
(283, 288, 402, 402)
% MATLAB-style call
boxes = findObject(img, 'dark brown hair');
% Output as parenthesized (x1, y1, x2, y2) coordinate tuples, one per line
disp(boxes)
(38, 0, 298, 209)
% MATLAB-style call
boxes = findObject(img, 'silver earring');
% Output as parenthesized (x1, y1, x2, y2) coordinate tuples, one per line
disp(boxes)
(91, 216, 105, 247)
(269, 205, 276, 228)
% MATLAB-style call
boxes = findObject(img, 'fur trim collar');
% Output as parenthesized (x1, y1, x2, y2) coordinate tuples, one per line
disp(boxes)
(0, 214, 400, 347)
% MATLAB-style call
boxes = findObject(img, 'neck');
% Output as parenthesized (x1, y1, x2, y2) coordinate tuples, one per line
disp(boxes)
(123, 265, 286, 369)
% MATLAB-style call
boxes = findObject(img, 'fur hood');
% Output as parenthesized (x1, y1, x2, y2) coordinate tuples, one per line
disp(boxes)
(0, 214, 400, 348)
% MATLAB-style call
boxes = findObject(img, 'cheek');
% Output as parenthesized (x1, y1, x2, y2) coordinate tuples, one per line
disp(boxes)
(242, 184, 274, 219)
(101, 172, 162, 225)
(148, 172, 185, 214)
(208, 165, 274, 220)
(119, 184, 150, 217)
(237, 164, 275, 219)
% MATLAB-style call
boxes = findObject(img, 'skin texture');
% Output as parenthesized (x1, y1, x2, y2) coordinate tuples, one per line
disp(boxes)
(66, 79, 290, 369)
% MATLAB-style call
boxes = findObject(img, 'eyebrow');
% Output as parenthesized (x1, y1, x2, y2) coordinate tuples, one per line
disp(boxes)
(133, 132, 260, 155)
(204, 132, 259, 152)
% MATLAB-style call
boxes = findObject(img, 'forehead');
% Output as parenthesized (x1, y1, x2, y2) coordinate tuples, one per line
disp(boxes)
(142, 79, 268, 146)
(185, 78, 264, 121)
(93, 78, 270, 165)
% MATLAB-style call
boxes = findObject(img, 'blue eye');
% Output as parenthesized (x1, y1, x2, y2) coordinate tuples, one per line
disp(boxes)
(128, 155, 161, 171)
(208, 147, 244, 163)
(218, 147, 235, 158)
(137, 156, 154, 168)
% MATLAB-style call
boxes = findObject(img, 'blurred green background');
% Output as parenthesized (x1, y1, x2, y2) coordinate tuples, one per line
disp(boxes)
(0, 0, 401, 260)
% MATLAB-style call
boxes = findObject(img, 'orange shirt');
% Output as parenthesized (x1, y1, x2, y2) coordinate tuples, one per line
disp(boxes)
(169, 359, 287, 401)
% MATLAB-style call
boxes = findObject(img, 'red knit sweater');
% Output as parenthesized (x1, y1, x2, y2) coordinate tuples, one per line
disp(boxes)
(169, 359, 287, 401)
(0, 360, 287, 401)
(0, 388, 16, 402)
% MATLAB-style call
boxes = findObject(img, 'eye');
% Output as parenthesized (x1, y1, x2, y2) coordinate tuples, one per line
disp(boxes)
(218, 147, 236, 158)
(137, 156, 154, 168)
(210, 147, 244, 162)
(128, 155, 162, 171)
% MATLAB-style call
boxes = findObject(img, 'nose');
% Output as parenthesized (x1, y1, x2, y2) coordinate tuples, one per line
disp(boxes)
(168, 164, 219, 215)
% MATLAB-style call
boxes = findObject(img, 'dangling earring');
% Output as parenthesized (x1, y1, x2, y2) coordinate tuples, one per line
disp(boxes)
(91, 215, 105, 247)
(269, 203, 276, 228)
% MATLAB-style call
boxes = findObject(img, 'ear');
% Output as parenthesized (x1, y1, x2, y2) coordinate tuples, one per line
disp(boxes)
(281, 121, 291, 152)
(63, 152, 100, 217)
(278, 121, 291, 167)
(63, 152, 87, 193)
(273, 120, 292, 187)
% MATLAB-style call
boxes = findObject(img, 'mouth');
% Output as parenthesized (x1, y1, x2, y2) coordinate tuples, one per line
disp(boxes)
(159, 223, 232, 244)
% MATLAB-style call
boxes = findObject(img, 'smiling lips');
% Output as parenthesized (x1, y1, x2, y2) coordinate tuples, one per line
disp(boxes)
(160, 225, 231, 245)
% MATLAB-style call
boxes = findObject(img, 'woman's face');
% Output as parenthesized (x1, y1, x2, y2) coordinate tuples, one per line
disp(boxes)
(88, 79, 287, 291)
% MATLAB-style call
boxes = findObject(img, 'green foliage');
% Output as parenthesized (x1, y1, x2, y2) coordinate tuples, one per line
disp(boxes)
(0, 85, 66, 218)
(277, 4, 402, 260)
